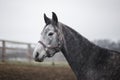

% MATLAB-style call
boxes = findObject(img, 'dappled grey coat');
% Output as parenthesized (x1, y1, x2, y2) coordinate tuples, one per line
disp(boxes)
(60, 23, 120, 80)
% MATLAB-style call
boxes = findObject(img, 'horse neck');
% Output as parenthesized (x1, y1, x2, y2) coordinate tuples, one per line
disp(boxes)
(60, 24, 99, 77)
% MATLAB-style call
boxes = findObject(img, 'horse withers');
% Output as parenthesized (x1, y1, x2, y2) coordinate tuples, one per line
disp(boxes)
(33, 12, 120, 80)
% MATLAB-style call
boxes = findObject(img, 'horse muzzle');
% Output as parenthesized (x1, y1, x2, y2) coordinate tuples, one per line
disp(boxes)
(33, 43, 47, 62)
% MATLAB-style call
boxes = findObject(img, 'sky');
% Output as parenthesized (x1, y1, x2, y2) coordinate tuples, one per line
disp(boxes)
(0, 0, 120, 43)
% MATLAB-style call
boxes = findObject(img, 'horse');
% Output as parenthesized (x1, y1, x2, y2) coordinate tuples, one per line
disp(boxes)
(33, 12, 120, 80)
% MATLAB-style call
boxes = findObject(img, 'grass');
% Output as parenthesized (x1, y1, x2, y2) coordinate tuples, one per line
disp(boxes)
(0, 61, 69, 67)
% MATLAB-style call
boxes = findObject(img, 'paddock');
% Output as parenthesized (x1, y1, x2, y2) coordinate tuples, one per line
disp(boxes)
(0, 39, 76, 80)
(0, 62, 76, 80)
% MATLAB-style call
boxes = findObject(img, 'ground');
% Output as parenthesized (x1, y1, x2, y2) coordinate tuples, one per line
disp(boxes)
(0, 62, 76, 80)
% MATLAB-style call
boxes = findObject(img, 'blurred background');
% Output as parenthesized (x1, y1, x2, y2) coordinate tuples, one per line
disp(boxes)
(0, 0, 120, 80)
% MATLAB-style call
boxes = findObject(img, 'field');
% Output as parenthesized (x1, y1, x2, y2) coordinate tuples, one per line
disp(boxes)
(0, 62, 76, 80)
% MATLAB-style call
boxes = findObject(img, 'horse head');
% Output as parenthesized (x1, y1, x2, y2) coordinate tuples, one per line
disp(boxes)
(33, 12, 63, 62)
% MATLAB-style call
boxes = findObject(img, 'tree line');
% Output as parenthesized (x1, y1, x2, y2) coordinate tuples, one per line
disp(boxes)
(93, 39, 120, 52)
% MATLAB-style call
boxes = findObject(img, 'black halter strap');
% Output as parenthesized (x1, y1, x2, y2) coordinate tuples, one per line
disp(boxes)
(38, 40, 63, 57)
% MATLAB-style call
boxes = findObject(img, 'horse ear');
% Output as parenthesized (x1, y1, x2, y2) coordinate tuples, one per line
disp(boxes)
(52, 12, 58, 25)
(44, 13, 51, 25)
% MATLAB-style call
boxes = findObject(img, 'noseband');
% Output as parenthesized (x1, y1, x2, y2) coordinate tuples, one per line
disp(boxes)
(38, 39, 63, 57)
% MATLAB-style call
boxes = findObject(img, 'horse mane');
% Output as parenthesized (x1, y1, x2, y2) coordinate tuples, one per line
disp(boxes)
(59, 22, 100, 52)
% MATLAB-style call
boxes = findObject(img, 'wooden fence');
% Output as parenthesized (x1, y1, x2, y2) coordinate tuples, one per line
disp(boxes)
(0, 40, 35, 62)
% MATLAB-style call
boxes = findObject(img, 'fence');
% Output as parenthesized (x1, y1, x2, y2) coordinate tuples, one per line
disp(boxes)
(0, 40, 35, 62)
(0, 39, 67, 66)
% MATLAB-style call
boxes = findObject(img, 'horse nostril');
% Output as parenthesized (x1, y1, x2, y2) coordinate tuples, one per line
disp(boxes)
(35, 52, 39, 58)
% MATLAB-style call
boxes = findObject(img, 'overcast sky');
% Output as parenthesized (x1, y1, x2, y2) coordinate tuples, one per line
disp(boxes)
(0, 0, 120, 43)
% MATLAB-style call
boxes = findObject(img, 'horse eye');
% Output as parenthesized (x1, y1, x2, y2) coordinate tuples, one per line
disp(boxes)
(48, 32, 54, 36)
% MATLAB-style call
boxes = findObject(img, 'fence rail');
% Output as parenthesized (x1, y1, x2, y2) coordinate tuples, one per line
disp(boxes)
(0, 40, 35, 62)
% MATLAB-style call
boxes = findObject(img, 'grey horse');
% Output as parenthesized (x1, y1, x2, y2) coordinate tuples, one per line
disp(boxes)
(33, 12, 120, 80)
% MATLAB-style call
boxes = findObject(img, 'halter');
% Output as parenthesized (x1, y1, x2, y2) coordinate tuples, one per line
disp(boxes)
(38, 40, 62, 57)
(38, 33, 63, 57)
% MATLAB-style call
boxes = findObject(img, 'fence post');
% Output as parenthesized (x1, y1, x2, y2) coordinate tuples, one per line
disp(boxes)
(27, 44, 32, 63)
(2, 40, 6, 62)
